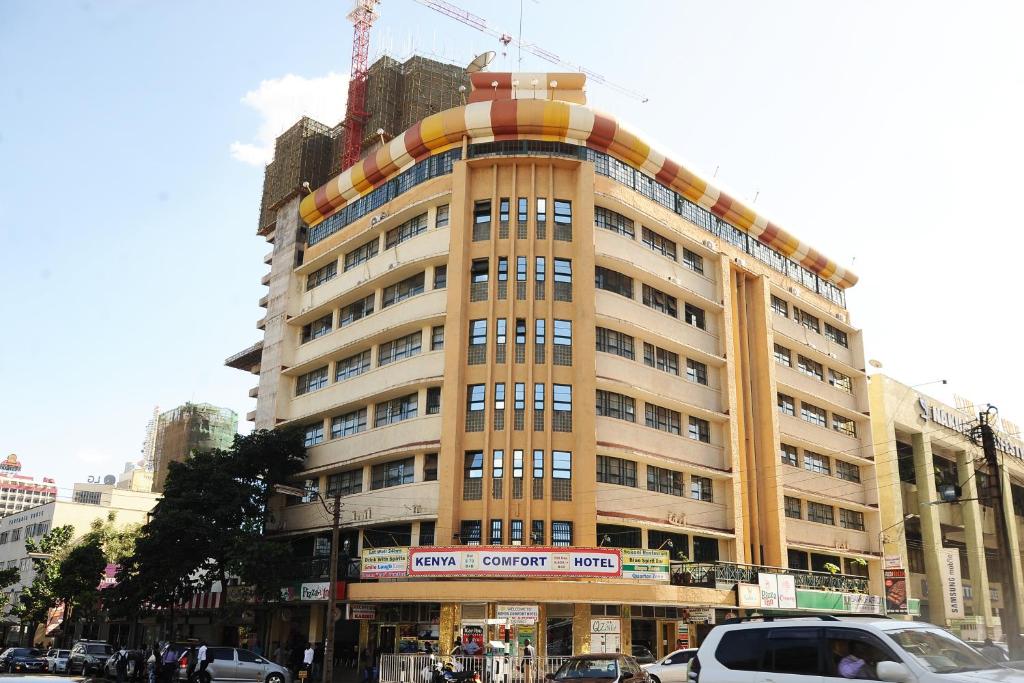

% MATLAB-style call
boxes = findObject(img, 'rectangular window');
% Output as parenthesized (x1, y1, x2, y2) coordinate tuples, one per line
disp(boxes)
(829, 368, 853, 394)
(596, 455, 637, 487)
(642, 284, 678, 317)
(304, 422, 324, 447)
(517, 197, 528, 223)
(533, 450, 544, 479)
(535, 256, 546, 283)
(778, 393, 796, 416)
(492, 449, 504, 479)
(684, 303, 706, 330)
(339, 294, 374, 327)
(642, 226, 676, 260)
(331, 408, 367, 438)
(374, 393, 418, 427)
(595, 206, 634, 238)
(682, 247, 704, 274)
(536, 197, 547, 224)
(595, 266, 634, 298)
(801, 402, 827, 427)
(431, 325, 445, 350)
(807, 502, 834, 525)
(512, 450, 524, 479)
(327, 469, 363, 497)
(301, 314, 333, 343)
(516, 256, 527, 282)
(494, 383, 506, 410)
(378, 331, 422, 365)
(535, 318, 545, 347)
(553, 199, 572, 224)
(838, 508, 864, 531)
(647, 466, 683, 497)
(596, 390, 635, 422)
(336, 349, 371, 381)
(381, 272, 425, 308)
(780, 443, 798, 467)
(424, 453, 438, 482)
(497, 257, 508, 281)
(460, 520, 482, 545)
(515, 318, 527, 344)
(773, 344, 791, 366)
(344, 239, 379, 271)
(435, 204, 449, 228)
(474, 199, 491, 223)
(797, 355, 824, 381)
(296, 366, 329, 396)
(836, 460, 861, 483)
(833, 414, 857, 437)
(306, 260, 338, 290)
(465, 451, 484, 479)
(595, 327, 635, 359)
(531, 520, 544, 545)
(426, 386, 441, 414)
(553, 319, 572, 345)
(645, 403, 681, 435)
(499, 198, 510, 223)
(688, 416, 710, 443)
(784, 496, 802, 519)
(471, 258, 489, 283)
(553, 258, 572, 282)
(510, 520, 523, 544)
(468, 319, 488, 363)
(514, 383, 526, 409)
(690, 475, 713, 502)
(551, 521, 572, 547)
(795, 307, 821, 333)
(686, 358, 708, 385)
(419, 521, 436, 545)
(433, 265, 447, 289)
(552, 384, 572, 432)
(467, 384, 486, 410)
(803, 451, 831, 475)
(552, 451, 571, 479)
(489, 519, 503, 545)
(385, 213, 428, 248)
(771, 295, 789, 318)
(824, 323, 849, 348)
(496, 318, 507, 344)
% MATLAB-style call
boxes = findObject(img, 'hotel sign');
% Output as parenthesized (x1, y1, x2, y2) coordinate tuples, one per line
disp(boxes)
(407, 547, 622, 578)
(919, 398, 1024, 459)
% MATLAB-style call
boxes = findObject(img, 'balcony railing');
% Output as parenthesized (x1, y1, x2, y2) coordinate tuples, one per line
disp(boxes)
(670, 560, 869, 594)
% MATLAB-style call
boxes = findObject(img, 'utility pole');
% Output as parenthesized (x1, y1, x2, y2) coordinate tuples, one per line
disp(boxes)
(978, 407, 1023, 658)
(323, 488, 342, 683)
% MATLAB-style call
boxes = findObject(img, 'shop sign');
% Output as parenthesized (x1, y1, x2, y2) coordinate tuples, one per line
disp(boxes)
(280, 586, 297, 602)
(227, 585, 260, 604)
(918, 398, 1024, 459)
(461, 625, 484, 656)
(757, 574, 796, 609)
(361, 547, 409, 579)
(496, 605, 540, 625)
(590, 619, 620, 634)
(590, 620, 620, 655)
(681, 607, 715, 625)
(621, 549, 670, 582)
(349, 604, 376, 620)
(674, 627, 689, 650)
(795, 590, 883, 615)
(940, 547, 964, 618)
(298, 581, 346, 602)
(884, 568, 909, 615)
(737, 583, 761, 608)
(407, 547, 621, 578)
(884, 555, 902, 570)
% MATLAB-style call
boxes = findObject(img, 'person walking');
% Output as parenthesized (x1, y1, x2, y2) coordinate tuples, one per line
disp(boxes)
(116, 646, 129, 683)
(303, 643, 315, 678)
(195, 641, 210, 683)
(186, 646, 197, 683)
(521, 639, 535, 683)
(147, 646, 158, 683)
(312, 643, 324, 682)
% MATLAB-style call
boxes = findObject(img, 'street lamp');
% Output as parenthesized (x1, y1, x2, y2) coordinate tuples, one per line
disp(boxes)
(274, 484, 342, 683)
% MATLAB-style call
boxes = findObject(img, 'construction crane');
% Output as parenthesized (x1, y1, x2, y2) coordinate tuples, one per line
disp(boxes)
(341, 0, 381, 170)
(412, 0, 648, 102)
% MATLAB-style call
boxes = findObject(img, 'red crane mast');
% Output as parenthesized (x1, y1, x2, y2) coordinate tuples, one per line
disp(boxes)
(341, 0, 381, 171)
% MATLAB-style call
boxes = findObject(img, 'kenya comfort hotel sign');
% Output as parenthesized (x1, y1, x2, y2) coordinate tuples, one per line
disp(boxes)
(361, 546, 623, 579)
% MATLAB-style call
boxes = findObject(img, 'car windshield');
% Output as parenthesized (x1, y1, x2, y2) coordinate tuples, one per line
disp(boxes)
(59, 651, 70, 656)
(887, 628, 995, 673)
(555, 659, 619, 679)
(87, 645, 112, 655)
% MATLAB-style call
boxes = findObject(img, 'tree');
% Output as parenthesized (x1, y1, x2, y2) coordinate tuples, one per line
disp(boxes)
(9, 525, 73, 644)
(88, 511, 141, 564)
(53, 538, 107, 632)
(0, 567, 20, 615)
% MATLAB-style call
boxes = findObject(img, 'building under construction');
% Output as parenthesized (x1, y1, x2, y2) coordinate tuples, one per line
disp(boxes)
(151, 403, 238, 492)
(257, 54, 468, 235)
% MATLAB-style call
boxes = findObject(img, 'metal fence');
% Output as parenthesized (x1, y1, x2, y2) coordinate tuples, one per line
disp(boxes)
(379, 654, 570, 683)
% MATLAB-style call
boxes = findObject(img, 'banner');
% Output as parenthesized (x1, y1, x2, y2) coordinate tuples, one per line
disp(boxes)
(496, 605, 540, 625)
(407, 547, 621, 578)
(361, 547, 409, 579)
(884, 568, 909, 615)
(621, 549, 670, 582)
(940, 547, 964, 618)
(298, 581, 346, 602)
(349, 604, 376, 620)
(681, 607, 715, 624)
(757, 574, 797, 609)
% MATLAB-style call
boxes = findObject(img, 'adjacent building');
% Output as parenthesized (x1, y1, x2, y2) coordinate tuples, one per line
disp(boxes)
(151, 403, 238, 492)
(0, 455, 57, 518)
(229, 64, 879, 658)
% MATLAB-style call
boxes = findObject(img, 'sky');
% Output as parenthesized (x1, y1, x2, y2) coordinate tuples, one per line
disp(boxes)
(1, 1, 1023, 491)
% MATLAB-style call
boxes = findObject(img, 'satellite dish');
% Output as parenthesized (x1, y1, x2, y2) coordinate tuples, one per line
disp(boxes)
(868, 359, 883, 369)
(103, 475, 116, 485)
(466, 51, 496, 73)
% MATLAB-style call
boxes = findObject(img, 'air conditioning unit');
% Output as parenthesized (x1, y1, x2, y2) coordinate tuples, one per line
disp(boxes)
(702, 239, 716, 249)
(734, 257, 748, 268)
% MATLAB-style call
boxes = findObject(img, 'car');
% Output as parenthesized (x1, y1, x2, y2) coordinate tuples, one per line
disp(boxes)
(642, 649, 697, 683)
(68, 640, 114, 676)
(176, 646, 292, 683)
(546, 654, 651, 683)
(46, 648, 71, 674)
(0, 647, 48, 674)
(965, 640, 1010, 662)
(688, 616, 1024, 682)
(630, 646, 656, 666)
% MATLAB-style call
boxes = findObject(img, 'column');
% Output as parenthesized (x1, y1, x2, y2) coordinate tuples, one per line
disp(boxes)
(572, 604, 590, 655)
(999, 464, 1024, 626)
(957, 451, 994, 635)
(913, 432, 951, 625)
(439, 603, 461, 655)
(309, 605, 325, 646)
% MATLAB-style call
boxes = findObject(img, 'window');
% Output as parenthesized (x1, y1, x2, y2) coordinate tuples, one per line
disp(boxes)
(682, 248, 703, 274)
(824, 322, 849, 348)
(536, 197, 547, 224)
(684, 303, 706, 330)
(642, 284, 678, 317)
(552, 384, 572, 432)
(780, 443, 798, 467)
(516, 256, 527, 282)
(642, 343, 678, 375)
(534, 383, 545, 411)
(327, 469, 363, 497)
(499, 197, 510, 223)
(597, 455, 637, 487)
(595, 266, 633, 298)
(553, 199, 572, 224)
(474, 199, 491, 223)
(296, 366, 329, 396)
(646, 403, 681, 435)
(336, 349, 371, 381)
(833, 414, 857, 437)
(531, 520, 545, 544)
(433, 265, 447, 289)
(301, 314, 333, 343)
(803, 451, 831, 475)
(419, 521, 436, 545)
(595, 327, 635, 359)
(339, 294, 374, 326)
(344, 239, 378, 271)
(489, 519, 503, 545)
(426, 386, 441, 414)
(551, 521, 572, 547)
(466, 384, 486, 430)
(460, 520, 482, 545)
(471, 258, 489, 283)
(686, 358, 708, 385)
(596, 390, 635, 421)
(496, 318, 507, 344)
(688, 416, 710, 443)
(807, 501, 834, 525)
(381, 272, 425, 308)
(424, 454, 438, 482)
(836, 460, 860, 483)
(372, 457, 414, 489)
(374, 393, 418, 427)
(435, 204, 449, 228)
(304, 422, 324, 447)
(594, 206, 635, 238)
(690, 475, 713, 502)
(794, 307, 820, 333)
(492, 449, 504, 479)
(468, 319, 487, 363)
(552, 450, 571, 480)
(512, 450, 524, 479)
(378, 331, 421, 365)
(514, 383, 526, 410)
(773, 344, 791, 366)
(553, 258, 572, 282)
(494, 382, 505, 411)
(553, 320, 572, 350)
(306, 261, 337, 290)
(784, 496, 802, 519)
(829, 368, 852, 394)
(431, 325, 445, 350)
(642, 226, 677, 260)
(535, 318, 545, 351)
(515, 319, 527, 345)
(778, 393, 795, 416)
(797, 355, 824, 381)
(331, 408, 367, 438)
(465, 451, 484, 480)
(647, 466, 683, 497)
(510, 520, 523, 544)
(517, 197, 528, 223)
(385, 213, 428, 248)
(840, 508, 865, 531)
(801, 402, 827, 427)
(770, 295, 789, 318)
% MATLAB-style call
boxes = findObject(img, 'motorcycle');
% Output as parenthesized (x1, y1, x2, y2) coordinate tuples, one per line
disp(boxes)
(428, 656, 480, 683)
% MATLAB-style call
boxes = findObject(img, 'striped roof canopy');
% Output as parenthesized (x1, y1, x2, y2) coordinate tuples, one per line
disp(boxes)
(299, 98, 857, 288)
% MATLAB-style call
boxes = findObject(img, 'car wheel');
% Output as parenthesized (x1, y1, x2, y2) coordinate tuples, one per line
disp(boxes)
(267, 673, 285, 683)
(650, 676, 660, 683)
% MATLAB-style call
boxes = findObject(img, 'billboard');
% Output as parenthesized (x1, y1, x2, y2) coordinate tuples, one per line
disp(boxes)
(407, 547, 621, 578)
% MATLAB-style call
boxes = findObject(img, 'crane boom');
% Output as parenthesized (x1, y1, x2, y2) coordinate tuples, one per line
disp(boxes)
(342, 0, 381, 171)
(413, 0, 648, 102)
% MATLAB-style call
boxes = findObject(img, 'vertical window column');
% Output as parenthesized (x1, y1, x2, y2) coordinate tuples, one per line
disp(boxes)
(512, 450, 524, 499)
(497, 257, 508, 300)
(498, 197, 510, 239)
(517, 197, 528, 239)
(494, 383, 506, 430)
(535, 319, 546, 364)
(536, 197, 547, 239)
(535, 257, 546, 300)
(534, 383, 545, 431)
(516, 257, 528, 300)
(514, 383, 526, 430)
(495, 318, 507, 363)
(532, 449, 545, 500)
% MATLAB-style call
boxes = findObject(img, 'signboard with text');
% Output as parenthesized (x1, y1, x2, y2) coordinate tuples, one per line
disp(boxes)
(407, 547, 622, 578)
(349, 604, 376, 620)
(884, 568, 909, 615)
(496, 605, 540, 624)
(621, 549, 671, 582)
(940, 548, 964, 618)
(757, 573, 797, 609)
(361, 547, 409, 579)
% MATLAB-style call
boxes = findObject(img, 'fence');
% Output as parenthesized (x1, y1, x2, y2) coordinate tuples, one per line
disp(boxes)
(379, 654, 570, 683)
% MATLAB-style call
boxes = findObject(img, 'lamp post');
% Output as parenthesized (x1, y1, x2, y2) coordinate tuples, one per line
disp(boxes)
(275, 485, 342, 683)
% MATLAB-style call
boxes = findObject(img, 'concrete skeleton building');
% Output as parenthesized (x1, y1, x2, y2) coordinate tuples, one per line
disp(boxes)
(229, 60, 880, 657)
(151, 402, 238, 492)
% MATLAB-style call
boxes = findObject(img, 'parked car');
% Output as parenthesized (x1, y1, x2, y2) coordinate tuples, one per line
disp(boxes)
(642, 649, 697, 683)
(688, 616, 1023, 682)
(46, 648, 71, 674)
(546, 654, 651, 683)
(176, 646, 291, 683)
(965, 640, 1010, 662)
(630, 646, 656, 666)
(68, 640, 114, 676)
(0, 647, 48, 674)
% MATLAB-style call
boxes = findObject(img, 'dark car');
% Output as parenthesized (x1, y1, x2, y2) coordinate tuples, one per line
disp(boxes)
(0, 647, 48, 674)
(68, 640, 114, 676)
(547, 654, 651, 683)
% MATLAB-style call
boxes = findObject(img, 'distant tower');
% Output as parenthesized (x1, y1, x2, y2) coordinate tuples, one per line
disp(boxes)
(140, 405, 159, 472)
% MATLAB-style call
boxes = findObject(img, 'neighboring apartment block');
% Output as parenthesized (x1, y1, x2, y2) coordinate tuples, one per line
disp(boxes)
(0, 455, 57, 517)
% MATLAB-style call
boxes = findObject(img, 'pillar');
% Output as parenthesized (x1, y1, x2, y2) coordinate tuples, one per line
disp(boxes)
(999, 464, 1024, 627)
(439, 603, 460, 654)
(572, 604, 590, 655)
(309, 605, 325, 646)
(913, 432, 951, 625)
(957, 451, 995, 635)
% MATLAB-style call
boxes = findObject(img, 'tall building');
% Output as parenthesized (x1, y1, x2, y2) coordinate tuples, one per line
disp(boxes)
(0, 455, 57, 518)
(869, 374, 1024, 640)
(229, 68, 878, 657)
(151, 403, 238, 492)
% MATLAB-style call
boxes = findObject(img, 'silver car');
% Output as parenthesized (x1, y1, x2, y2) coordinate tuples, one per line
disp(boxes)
(178, 647, 291, 683)
(46, 649, 71, 674)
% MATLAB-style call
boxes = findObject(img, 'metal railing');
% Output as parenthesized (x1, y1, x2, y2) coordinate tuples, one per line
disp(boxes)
(379, 654, 570, 683)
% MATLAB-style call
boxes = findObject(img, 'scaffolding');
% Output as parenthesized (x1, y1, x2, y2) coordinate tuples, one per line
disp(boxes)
(152, 403, 238, 492)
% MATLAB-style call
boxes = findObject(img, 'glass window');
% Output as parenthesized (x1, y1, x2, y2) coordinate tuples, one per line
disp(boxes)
(336, 350, 371, 381)
(496, 318, 507, 344)
(469, 319, 487, 346)
(515, 319, 527, 344)
(331, 408, 367, 438)
(374, 393, 418, 427)
(378, 331, 422, 365)
(690, 475, 713, 502)
(460, 520, 482, 545)
(594, 206, 635, 238)
(801, 402, 827, 427)
(794, 307, 820, 334)
(296, 366, 329, 396)
(536, 197, 547, 223)
(535, 257, 546, 283)
(807, 502, 834, 525)
(595, 266, 633, 298)
(510, 520, 523, 544)
(645, 403, 681, 435)
(303, 423, 324, 447)
(595, 327, 634, 359)
(492, 450, 504, 479)
(339, 294, 374, 327)
(535, 319, 545, 345)
(682, 248, 703, 274)
(644, 343, 679, 375)
(474, 199, 491, 223)
(553, 200, 572, 225)
(686, 358, 707, 385)
(763, 629, 821, 675)
(498, 257, 508, 281)
(824, 323, 849, 348)
(419, 520, 436, 545)
(344, 238, 379, 271)
(596, 390, 635, 422)
(833, 414, 857, 437)
(836, 460, 860, 482)
(465, 451, 484, 479)
(804, 451, 831, 475)
(534, 383, 545, 411)
(381, 272, 425, 308)
(516, 256, 528, 282)
(517, 197, 528, 223)
(301, 314, 333, 343)
(426, 386, 441, 414)
(435, 204, 449, 228)
(551, 521, 572, 546)
(552, 451, 571, 479)
(327, 469, 363, 496)
(553, 319, 572, 346)
(467, 384, 486, 411)
(433, 265, 447, 289)
(306, 261, 338, 290)
(533, 450, 544, 479)
(840, 508, 865, 531)
(499, 198, 510, 223)
(552, 384, 572, 412)
(431, 325, 445, 350)
(512, 450, 524, 478)
(489, 519, 503, 545)
(773, 344, 791, 366)
(471, 258, 489, 283)
(784, 496, 802, 519)
(553, 258, 572, 283)
(494, 383, 506, 410)
(385, 213, 428, 248)
(688, 416, 710, 443)
(642, 284, 678, 317)
(596, 455, 637, 487)
(424, 454, 438, 482)
(770, 295, 789, 318)
(647, 466, 683, 497)
(684, 303, 706, 330)
(778, 393, 795, 416)
(797, 355, 824, 381)
(780, 444, 798, 467)
(514, 383, 526, 410)
(829, 368, 853, 394)
(642, 226, 676, 260)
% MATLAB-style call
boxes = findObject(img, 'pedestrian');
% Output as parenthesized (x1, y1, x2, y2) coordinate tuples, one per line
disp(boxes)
(161, 643, 179, 683)
(116, 645, 129, 683)
(303, 643, 315, 678)
(147, 646, 158, 683)
(186, 645, 197, 683)
(521, 639, 535, 683)
(313, 643, 324, 681)
(196, 640, 210, 683)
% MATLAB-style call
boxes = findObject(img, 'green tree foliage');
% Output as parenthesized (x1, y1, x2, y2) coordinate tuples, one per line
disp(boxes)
(53, 538, 107, 624)
(9, 525, 74, 631)
(0, 567, 20, 614)
(88, 511, 141, 564)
